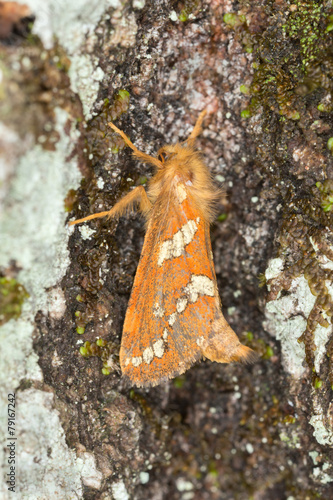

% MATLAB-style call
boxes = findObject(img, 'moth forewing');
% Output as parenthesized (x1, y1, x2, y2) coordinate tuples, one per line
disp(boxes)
(70, 111, 257, 387)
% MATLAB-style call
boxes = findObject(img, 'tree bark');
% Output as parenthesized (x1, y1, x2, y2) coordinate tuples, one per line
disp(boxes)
(1, 1, 333, 499)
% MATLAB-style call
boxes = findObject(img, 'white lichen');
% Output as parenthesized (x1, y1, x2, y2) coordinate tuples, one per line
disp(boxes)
(18, 0, 132, 119)
(0, 389, 84, 499)
(111, 480, 130, 500)
(265, 256, 284, 282)
(264, 275, 315, 378)
(309, 396, 333, 447)
(79, 224, 96, 240)
(0, 107, 83, 497)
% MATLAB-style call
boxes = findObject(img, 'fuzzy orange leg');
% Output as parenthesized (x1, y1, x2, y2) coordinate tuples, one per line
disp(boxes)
(69, 186, 152, 226)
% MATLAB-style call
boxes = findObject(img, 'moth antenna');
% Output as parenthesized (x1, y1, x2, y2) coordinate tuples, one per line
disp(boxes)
(109, 122, 163, 169)
(185, 109, 207, 146)
(69, 186, 152, 226)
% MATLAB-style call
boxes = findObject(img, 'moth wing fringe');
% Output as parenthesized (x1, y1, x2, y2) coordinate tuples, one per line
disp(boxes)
(201, 316, 258, 365)
(122, 351, 203, 388)
(202, 337, 258, 365)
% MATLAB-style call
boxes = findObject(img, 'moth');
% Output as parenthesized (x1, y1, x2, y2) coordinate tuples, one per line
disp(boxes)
(70, 110, 257, 387)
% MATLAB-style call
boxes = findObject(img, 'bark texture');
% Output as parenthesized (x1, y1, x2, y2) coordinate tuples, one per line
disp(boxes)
(1, 1, 333, 499)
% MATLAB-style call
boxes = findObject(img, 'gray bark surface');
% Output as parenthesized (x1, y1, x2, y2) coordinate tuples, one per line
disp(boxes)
(1, 1, 333, 499)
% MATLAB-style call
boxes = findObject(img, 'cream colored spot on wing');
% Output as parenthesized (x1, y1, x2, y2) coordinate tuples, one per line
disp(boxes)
(153, 302, 164, 318)
(184, 275, 215, 303)
(182, 219, 198, 245)
(158, 219, 198, 266)
(168, 313, 177, 326)
(143, 346, 154, 364)
(176, 297, 188, 313)
(158, 240, 173, 266)
(153, 339, 165, 358)
(125, 358, 130, 367)
(176, 183, 187, 203)
(132, 356, 142, 367)
(163, 329, 168, 340)
(196, 336, 206, 347)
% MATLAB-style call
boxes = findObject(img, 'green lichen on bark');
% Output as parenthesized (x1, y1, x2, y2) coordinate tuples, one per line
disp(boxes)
(266, 188, 333, 384)
(240, 0, 333, 386)
(240, 0, 333, 119)
(0, 277, 29, 325)
(85, 89, 130, 162)
(70, 89, 134, 370)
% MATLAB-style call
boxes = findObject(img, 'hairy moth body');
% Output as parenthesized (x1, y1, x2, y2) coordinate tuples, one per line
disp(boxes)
(70, 111, 257, 387)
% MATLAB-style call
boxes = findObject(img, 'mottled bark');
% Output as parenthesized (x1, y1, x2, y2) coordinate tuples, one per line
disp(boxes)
(1, 1, 333, 499)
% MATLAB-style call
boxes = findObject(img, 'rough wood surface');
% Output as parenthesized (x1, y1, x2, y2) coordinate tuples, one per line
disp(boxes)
(1, 1, 333, 498)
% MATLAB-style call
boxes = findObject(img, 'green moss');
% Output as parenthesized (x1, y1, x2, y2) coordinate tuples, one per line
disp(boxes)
(174, 375, 186, 388)
(138, 176, 147, 185)
(263, 346, 274, 359)
(245, 331, 254, 341)
(117, 89, 129, 101)
(179, 10, 188, 22)
(317, 101, 332, 112)
(234, 0, 333, 388)
(241, 108, 251, 119)
(217, 213, 227, 222)
(79, 346, 89, 357)
(84, 88, 130, 165)
(64, 189, 78, 212)
(281, 1, 324, 71)
(240, 1, 333, 120)
(0, 277, 29, 325)
(316, 181, 333, 212)
(177, 0, 201, 22)
(283, 415, 296, 424)
(313, 377, 323, 389)
(240, 85, 250, 95)
(76, 326, 85, 334)
(223, 11, 253, 54)
(223, 13, 246, 29)
(266, 183, 333, 382)
(289, 111, 300, 121)
(78, 338, 119, 374)
(207, 460, 218, 477)
(258, 273, 266, 288)
(327, 137, 333, 151)
(96, 338, 107, 347)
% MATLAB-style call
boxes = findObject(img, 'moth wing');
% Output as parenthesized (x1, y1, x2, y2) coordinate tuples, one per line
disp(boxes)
(120, 190, 255, 387)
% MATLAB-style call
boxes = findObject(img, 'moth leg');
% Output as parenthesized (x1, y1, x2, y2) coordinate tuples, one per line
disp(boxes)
(69, 186, 152, 226)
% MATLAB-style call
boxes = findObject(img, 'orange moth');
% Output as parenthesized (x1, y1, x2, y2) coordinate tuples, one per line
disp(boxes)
(70, 110, 257, 387)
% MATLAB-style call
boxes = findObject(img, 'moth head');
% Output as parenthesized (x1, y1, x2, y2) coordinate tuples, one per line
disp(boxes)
(157, 146, 177, 166)
(108, 110, 207, 172)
